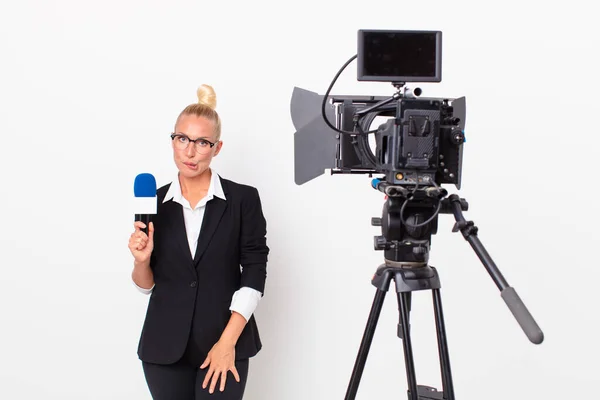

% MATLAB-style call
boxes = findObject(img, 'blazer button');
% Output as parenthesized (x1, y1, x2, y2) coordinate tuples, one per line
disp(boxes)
(190, 281, 197, 288)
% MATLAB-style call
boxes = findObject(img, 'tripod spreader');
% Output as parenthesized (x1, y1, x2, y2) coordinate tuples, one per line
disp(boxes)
(446, 194, 544, 345)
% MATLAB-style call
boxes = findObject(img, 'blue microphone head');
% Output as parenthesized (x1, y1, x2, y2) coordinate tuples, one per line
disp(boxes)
(134, 173, 157, 197)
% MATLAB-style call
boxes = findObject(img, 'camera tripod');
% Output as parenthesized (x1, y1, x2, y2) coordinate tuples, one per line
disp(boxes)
(344, 184, 544, 400)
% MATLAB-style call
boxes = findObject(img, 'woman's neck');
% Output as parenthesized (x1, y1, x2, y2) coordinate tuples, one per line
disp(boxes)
(179, 169, 211, 207)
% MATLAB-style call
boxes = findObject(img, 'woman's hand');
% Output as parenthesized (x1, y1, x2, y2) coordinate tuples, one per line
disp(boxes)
(200, 339, 241, 393)
(128, 221, 154, 263)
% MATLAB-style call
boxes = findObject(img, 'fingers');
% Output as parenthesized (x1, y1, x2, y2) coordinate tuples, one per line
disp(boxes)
(148, 222, 154, 241)
(200, 356, 209, 370)
(208, 369, 226, 394)
(130, 226, 148, 241)
(137, 238, 148, 250)
(218, 370, 227, 393)
(231, 365, 240, 383)
(133, 221, 146, 231)
(209, 371, 218, 393)
(199, 351, 240, 393)
(201, 367, 239, 394)
(202, 365, 214, 391)
(128, 234, 148, 250)
(131, 232, 147, 242)
(132, 222, 154, 246)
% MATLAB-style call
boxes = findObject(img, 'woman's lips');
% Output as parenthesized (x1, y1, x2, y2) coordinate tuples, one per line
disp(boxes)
(183, 162, 197, 170)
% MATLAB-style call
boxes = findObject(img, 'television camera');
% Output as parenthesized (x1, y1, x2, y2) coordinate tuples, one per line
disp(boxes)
(290, 30, 543, 400)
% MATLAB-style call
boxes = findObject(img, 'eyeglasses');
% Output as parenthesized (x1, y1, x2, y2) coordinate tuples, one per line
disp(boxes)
(170, 133, 217, 154)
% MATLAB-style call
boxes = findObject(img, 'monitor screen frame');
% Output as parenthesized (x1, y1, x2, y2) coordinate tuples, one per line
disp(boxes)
(357, 29, 443, 83)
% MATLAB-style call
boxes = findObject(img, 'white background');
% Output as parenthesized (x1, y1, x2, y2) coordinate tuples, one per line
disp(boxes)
(1, 0, 598, 399)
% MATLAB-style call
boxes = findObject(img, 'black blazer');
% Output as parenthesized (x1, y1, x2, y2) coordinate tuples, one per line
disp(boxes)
(137, 176, 269, 364)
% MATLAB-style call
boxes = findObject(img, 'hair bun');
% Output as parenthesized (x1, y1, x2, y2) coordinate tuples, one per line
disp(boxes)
(196, 84, 217, 109)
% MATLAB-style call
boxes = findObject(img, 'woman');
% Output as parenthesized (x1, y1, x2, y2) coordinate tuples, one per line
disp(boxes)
(128, 84, 269, 399)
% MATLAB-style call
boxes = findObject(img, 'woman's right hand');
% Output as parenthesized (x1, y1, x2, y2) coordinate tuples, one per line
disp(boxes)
(129, 221, 154, 263)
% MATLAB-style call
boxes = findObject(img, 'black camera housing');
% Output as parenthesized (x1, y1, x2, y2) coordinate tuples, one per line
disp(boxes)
(329, 30, 466, 189)
(332, 92, 466, 189)
(290, 29, 466, 189)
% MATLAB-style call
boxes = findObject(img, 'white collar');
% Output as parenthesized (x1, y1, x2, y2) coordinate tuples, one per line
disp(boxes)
(163, 168, 226, 207)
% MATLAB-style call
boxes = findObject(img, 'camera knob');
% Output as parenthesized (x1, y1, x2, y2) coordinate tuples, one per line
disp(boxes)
(450, 129, 465, 145)
(412, 246, 427, 256)
(374, 236, 388, 251)
(371, 217, 382, 226)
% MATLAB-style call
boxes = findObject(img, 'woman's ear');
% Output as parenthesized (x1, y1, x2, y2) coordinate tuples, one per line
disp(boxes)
(213, 140, 223, 157)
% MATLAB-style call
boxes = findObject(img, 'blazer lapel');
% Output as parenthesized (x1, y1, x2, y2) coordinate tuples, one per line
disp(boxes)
(193, 196, 227, 266)
(164, 200, 194, 265)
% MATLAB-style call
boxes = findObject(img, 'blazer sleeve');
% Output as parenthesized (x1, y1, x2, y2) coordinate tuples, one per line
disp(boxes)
(239, 186, 269, 294)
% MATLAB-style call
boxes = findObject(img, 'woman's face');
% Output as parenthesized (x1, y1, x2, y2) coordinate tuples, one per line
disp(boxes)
(172, 114, 222, 180)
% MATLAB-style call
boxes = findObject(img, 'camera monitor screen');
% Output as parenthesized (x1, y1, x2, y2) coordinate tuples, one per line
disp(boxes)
(357, 30, 442, 83)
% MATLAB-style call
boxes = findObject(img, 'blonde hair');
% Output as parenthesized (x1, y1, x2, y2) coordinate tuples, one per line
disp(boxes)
(175, 84, 222, 140)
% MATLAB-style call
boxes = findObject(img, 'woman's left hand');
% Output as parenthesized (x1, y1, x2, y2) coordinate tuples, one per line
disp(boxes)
(200, 339, 241, 393)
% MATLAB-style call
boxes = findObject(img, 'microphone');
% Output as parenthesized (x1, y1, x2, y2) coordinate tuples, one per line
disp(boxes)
(133, 173, 157, 235)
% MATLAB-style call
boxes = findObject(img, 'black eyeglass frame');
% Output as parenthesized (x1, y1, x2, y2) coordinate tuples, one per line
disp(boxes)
(170, 133, 217, 149)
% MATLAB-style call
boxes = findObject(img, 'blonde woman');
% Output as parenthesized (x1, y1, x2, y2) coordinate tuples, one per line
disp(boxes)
(128, 84, 269, 399)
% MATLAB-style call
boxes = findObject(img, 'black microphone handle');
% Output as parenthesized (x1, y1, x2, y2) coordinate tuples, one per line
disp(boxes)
(135, 214, 152, 236)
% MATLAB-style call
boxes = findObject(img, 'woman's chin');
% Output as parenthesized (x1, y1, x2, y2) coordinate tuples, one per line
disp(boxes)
(178, 165, 207, 179)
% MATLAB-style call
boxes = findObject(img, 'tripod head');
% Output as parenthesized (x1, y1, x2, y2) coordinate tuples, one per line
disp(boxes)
(370, 178, 467, 268)
(370, 178, 544, 345)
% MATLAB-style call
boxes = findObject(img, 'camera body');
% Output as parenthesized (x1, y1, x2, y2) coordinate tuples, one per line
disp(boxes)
(332, 30, 466, 189)
(332, 91, 466, 189)
(290, 29, 466, 190)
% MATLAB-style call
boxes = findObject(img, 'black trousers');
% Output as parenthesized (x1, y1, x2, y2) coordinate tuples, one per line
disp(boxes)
(142, 340, 249, 400)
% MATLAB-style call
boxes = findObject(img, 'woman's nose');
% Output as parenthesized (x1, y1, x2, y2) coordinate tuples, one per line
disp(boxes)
(186, 142, 196, 157)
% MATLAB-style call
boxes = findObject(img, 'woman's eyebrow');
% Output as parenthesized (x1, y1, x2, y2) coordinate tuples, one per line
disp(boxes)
(175, 132, 212, 140)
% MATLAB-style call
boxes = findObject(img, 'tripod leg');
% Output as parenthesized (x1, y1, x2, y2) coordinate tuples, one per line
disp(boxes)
(397, 291, 419, 400)
(397, 292, 412, 339)
(345, 288, 387, 400)
(432, 288, 455, 400)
